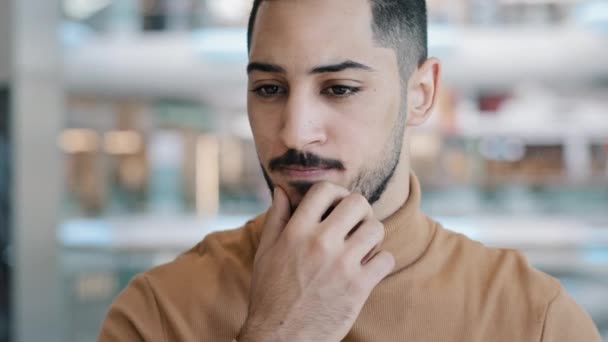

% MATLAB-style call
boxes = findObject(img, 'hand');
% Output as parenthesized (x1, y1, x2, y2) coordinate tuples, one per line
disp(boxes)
(239, 182, 395, 342)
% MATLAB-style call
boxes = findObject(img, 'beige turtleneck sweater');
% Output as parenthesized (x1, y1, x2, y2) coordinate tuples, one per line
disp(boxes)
(98, 175, 602, 341)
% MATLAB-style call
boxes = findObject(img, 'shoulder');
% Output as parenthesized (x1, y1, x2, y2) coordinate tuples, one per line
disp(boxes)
(100, 215, 263, 341)
(429, 223, 562, 322)
(423, 221, 600, 340)
(541, 287, 602, 341)
(435, 222, 561, 295)
(143, 212, 267, 288)
(99, 213, 268, 340)
(108, 212, 267, 315)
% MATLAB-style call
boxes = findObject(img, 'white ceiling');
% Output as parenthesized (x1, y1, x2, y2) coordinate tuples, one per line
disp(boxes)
(64, 26, 608, 108)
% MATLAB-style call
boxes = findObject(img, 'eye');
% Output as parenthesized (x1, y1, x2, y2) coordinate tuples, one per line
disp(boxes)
(322, 85, 361, 97)
(252, 84, 286, 97)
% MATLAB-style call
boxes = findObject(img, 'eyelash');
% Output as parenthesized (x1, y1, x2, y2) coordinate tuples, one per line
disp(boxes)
(250, 85, 362, 98)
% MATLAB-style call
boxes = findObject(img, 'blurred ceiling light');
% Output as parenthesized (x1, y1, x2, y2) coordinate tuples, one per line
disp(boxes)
(58, 128, 100, 154)
(103, 130, 143, 155)
(63, 0, 112, 19)
(208, 0, 251, 22)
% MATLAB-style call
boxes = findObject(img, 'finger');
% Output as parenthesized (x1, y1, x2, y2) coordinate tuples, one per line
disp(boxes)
(289, 182, 350, 229)
(322, 193, 374, 241)
(360, 250, 395, 291)
(343, 219, 385, 264)
(258, 187, 291, 255)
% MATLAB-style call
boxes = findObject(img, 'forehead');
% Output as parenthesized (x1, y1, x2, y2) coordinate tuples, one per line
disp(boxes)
(249, 0, 393, 70)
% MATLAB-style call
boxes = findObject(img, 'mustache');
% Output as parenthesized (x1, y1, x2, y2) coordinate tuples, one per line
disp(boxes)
(268, 149, 345, 171)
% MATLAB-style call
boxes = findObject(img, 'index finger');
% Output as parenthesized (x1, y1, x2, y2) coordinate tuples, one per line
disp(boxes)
(289, 182, 350, 230)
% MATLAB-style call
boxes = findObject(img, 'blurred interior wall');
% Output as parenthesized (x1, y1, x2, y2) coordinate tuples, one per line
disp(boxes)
(0, 1, 11, 341)
(10, 0, 66, 341)
(0, 1, 9, 85)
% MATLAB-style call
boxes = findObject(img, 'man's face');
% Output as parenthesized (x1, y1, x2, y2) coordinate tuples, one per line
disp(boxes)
(247, 0, 405, 208)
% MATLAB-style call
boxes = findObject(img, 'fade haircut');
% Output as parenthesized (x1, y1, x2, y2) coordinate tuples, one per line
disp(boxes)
(247, 0, 428, 82)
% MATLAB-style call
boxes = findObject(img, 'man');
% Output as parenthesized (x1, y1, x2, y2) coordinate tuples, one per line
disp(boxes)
(99, 0, 602, 341)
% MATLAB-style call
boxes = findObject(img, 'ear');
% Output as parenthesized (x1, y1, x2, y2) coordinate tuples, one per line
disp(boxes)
(405, 58, 441, 127)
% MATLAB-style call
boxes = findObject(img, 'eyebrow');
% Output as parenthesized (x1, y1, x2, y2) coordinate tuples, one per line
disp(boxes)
(309, 60, 374, 74)
(247, 62, 286, 74)
(246, 60, 375, 75)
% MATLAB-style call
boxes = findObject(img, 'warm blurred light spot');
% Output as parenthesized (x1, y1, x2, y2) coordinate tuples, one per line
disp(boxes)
(103, 130, 143, 155)
(58, 128, 100, 154)
(120, 157, 147, 190)
(411, 133, 442, 158)
(196, 135, 220, 217)
(220, 137, 243, 187)
(74, 272, 118, 302)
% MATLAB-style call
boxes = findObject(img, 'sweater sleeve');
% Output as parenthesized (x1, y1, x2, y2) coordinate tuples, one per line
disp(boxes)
(98, 274, 166, 342)
(540, 289, 602, 342)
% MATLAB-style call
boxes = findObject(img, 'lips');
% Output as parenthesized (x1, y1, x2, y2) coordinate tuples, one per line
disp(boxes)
(283, 166, 328, 171)
(279, 166, 333, 178)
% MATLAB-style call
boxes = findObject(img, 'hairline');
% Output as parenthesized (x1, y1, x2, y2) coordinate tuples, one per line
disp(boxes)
(247, 0, 427, 81)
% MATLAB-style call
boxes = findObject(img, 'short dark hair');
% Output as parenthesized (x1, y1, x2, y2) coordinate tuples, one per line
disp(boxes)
(247, 0, 428, 79)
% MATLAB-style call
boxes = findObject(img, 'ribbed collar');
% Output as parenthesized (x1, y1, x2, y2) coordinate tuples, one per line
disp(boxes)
(251, 173, 434, 275)
(380, 173, 435, 275)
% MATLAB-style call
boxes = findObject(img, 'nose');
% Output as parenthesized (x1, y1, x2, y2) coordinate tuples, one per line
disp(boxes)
(278, 90, 327, 151)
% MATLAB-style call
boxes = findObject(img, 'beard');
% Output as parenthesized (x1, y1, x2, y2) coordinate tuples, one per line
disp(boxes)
(260, 112, 406, 208)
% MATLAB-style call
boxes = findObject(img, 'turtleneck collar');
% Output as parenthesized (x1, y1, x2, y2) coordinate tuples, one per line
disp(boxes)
(381, 173, 435, 275)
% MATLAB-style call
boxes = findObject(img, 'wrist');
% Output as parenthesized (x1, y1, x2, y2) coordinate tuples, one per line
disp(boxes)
(239, 315, 288, 342)
(237, 317, 266, 342)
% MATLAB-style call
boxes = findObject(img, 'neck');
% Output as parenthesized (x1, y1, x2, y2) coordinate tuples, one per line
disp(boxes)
(372, 133, 412, 221)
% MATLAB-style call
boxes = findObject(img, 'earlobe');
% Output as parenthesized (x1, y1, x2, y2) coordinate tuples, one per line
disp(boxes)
(406, 58, 441, 127)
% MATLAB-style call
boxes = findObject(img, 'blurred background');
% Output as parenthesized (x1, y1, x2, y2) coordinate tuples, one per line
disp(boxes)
(0, 0, 607, 341)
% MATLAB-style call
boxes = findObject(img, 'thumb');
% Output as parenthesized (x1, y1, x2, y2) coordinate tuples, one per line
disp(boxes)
(258, 187, 291, 254)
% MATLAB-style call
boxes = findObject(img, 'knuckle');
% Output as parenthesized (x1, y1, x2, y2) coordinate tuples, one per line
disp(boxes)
(334, 256, 353, 276)
(309, 234, 333, 256)
(283, 226, 305, 245)
(370, 221, 385, 241)
(310, 181, 336, 196)
(375, 251, 396, 272)
(356, 221, 383, 244)
(311, 181, 349, 200)
(348, 192, 369, 208)
(353, 194, 373, 217)
(346, 277, 368, 295)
